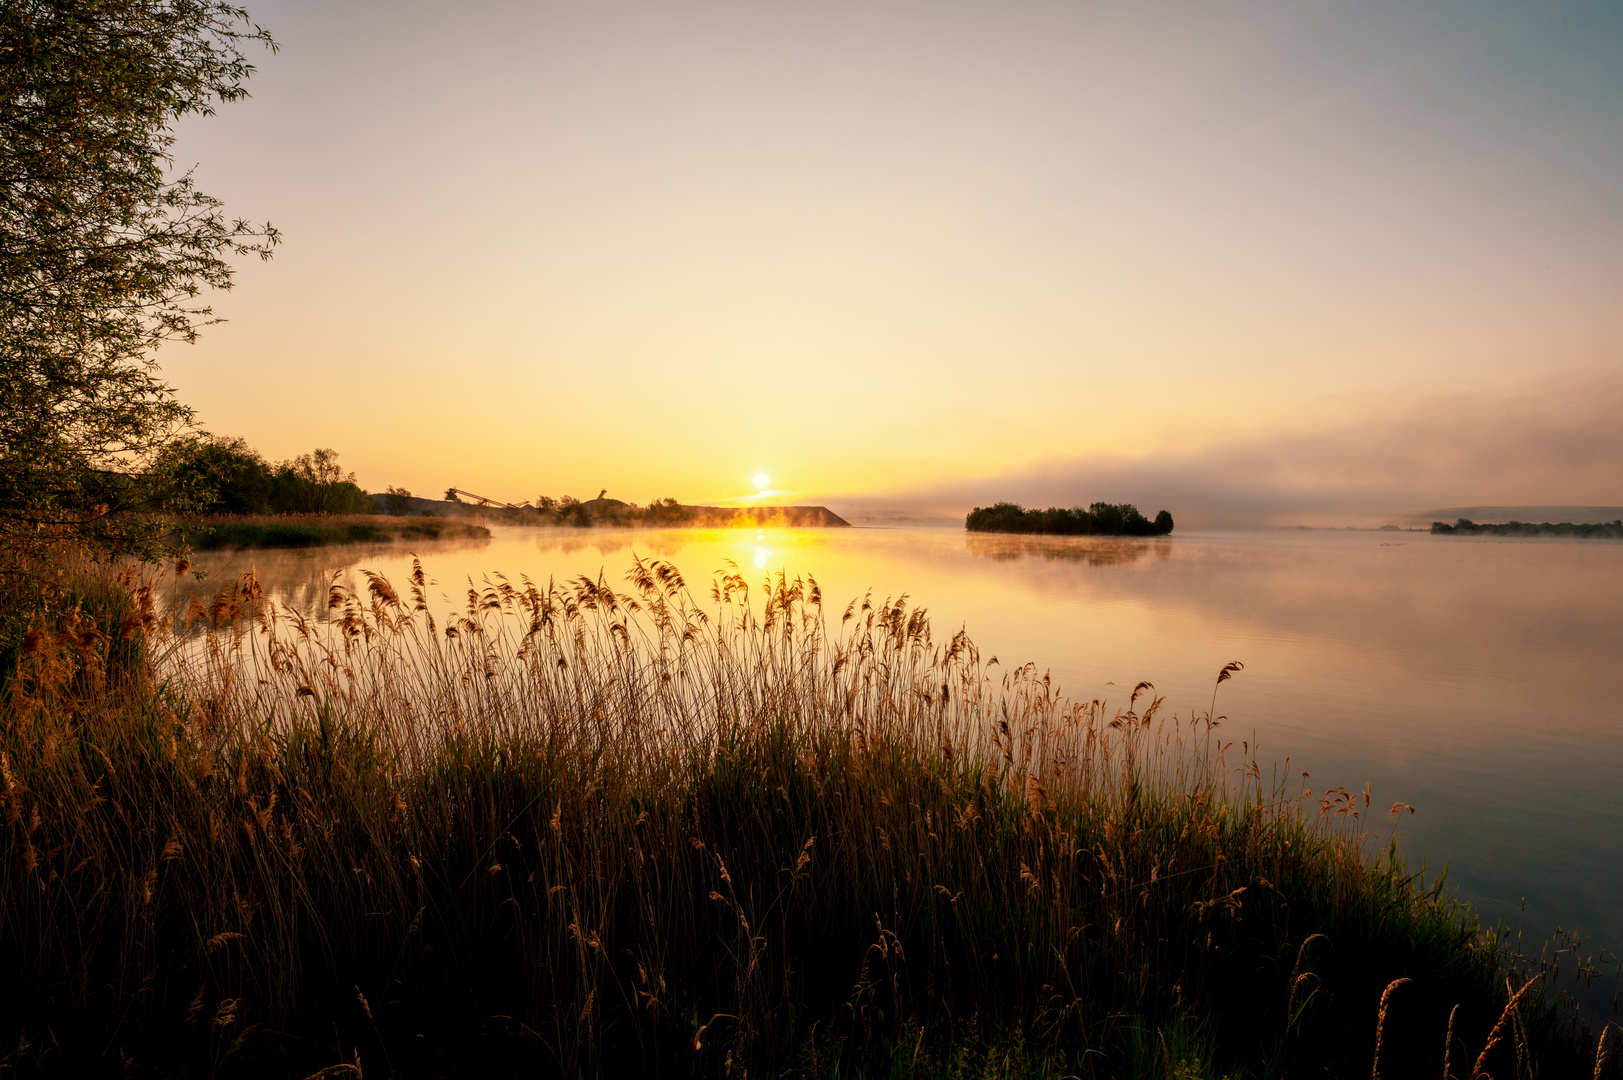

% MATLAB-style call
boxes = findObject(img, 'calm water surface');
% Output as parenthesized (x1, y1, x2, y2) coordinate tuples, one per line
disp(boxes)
(186, 525, 1623, 1011)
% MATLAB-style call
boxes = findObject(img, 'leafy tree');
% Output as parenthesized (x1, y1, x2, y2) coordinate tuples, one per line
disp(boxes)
(641, 496, 691, 525)
(274, 448, 370, 514)
(160, 438, 373, 516)
(383, 486, 413, 516)
(159, 432, 273, 513)
(0, 0, 278, 560)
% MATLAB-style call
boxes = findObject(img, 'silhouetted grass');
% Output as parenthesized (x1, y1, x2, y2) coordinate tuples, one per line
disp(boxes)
(0, 554, 1609, 1077)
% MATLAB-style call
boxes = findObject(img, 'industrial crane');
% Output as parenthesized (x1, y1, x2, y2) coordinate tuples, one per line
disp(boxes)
(442, 487, 526, 509)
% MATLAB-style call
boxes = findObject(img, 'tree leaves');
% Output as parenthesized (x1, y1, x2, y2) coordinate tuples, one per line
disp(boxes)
(0, 0, 278, 559)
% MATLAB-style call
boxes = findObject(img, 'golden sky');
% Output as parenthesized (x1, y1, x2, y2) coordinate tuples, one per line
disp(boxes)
(167, 1, 1623, 520)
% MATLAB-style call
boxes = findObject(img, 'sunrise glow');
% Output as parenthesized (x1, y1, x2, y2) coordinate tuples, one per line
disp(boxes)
(163, 1, 1623, 522)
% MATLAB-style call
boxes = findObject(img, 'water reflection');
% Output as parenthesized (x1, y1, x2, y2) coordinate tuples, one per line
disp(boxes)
(963, 531, 1623, 712)
(524, 529, 691, 560)
(173, 534, 493, 621)
(965, 533, 1171, 567)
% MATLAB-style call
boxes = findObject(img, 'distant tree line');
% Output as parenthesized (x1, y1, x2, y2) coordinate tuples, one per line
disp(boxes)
(161, 438, 843, 529)
(160, 436, 374, 515)
(418, 492, 699, 527)
(523, 495, 692, 528)
(966, 501, 1174, 536)
(435, 494, 847, 529)
(1431, 518, 1623, 538)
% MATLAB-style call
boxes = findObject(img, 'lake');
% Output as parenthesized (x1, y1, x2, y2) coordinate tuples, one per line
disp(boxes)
(184, 523, 1623, 1014)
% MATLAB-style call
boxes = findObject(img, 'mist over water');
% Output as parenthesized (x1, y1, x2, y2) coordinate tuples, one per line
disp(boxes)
(184, 524, 1623, 1014)
(831, 371, 1623, 530)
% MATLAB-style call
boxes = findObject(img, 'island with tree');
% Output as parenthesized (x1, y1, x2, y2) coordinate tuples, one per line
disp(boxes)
(1431, 517, 1623, 538)
(966, 501, 1174, 536)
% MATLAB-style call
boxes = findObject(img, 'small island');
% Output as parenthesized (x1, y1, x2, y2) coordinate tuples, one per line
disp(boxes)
(1431, 517, 1623, 538)
(966, 501, 1174, 536)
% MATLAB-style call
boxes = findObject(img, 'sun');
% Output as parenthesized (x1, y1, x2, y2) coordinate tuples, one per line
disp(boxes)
(752, 471, 771, 491)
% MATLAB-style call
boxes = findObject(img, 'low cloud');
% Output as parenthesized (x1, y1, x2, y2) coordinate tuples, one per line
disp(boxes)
(834, 371, 1623, 527)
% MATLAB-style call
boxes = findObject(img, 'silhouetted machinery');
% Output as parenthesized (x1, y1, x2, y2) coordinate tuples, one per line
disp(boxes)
(442, 487, 526, 509)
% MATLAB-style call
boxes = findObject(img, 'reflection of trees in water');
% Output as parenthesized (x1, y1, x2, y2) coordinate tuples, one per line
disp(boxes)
(182, 529, 703, 624)
(965, 534, 1172, 567)
(181, 530, 709, 624)
(177, 536, 495, 621)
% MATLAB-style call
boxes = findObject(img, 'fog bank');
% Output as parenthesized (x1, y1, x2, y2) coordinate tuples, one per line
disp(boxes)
(829, 371, 1623, 528)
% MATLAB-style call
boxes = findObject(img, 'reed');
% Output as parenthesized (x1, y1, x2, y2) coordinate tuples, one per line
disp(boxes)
(0, 554, 1606, 1077)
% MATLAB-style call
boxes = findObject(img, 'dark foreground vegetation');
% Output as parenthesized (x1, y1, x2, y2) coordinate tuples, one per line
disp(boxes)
(1, 553, 1611, 1078)
(967, 502, 1174, 537)
(1431, 518, 1623, 538)
(172, 513, 490, 551)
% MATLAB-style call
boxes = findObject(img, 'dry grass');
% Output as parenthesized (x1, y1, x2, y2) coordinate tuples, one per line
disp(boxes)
(0, 553, 1610, 1077)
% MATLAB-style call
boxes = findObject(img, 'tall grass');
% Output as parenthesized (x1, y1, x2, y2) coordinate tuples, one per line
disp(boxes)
(0, 554, 1608, 1077)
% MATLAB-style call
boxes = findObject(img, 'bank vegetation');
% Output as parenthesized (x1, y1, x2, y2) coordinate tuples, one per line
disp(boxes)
(0, 553, 1609, 1077)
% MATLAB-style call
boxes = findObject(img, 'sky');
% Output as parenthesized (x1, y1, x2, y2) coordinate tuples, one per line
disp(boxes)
(166, 0, 1623, 524)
